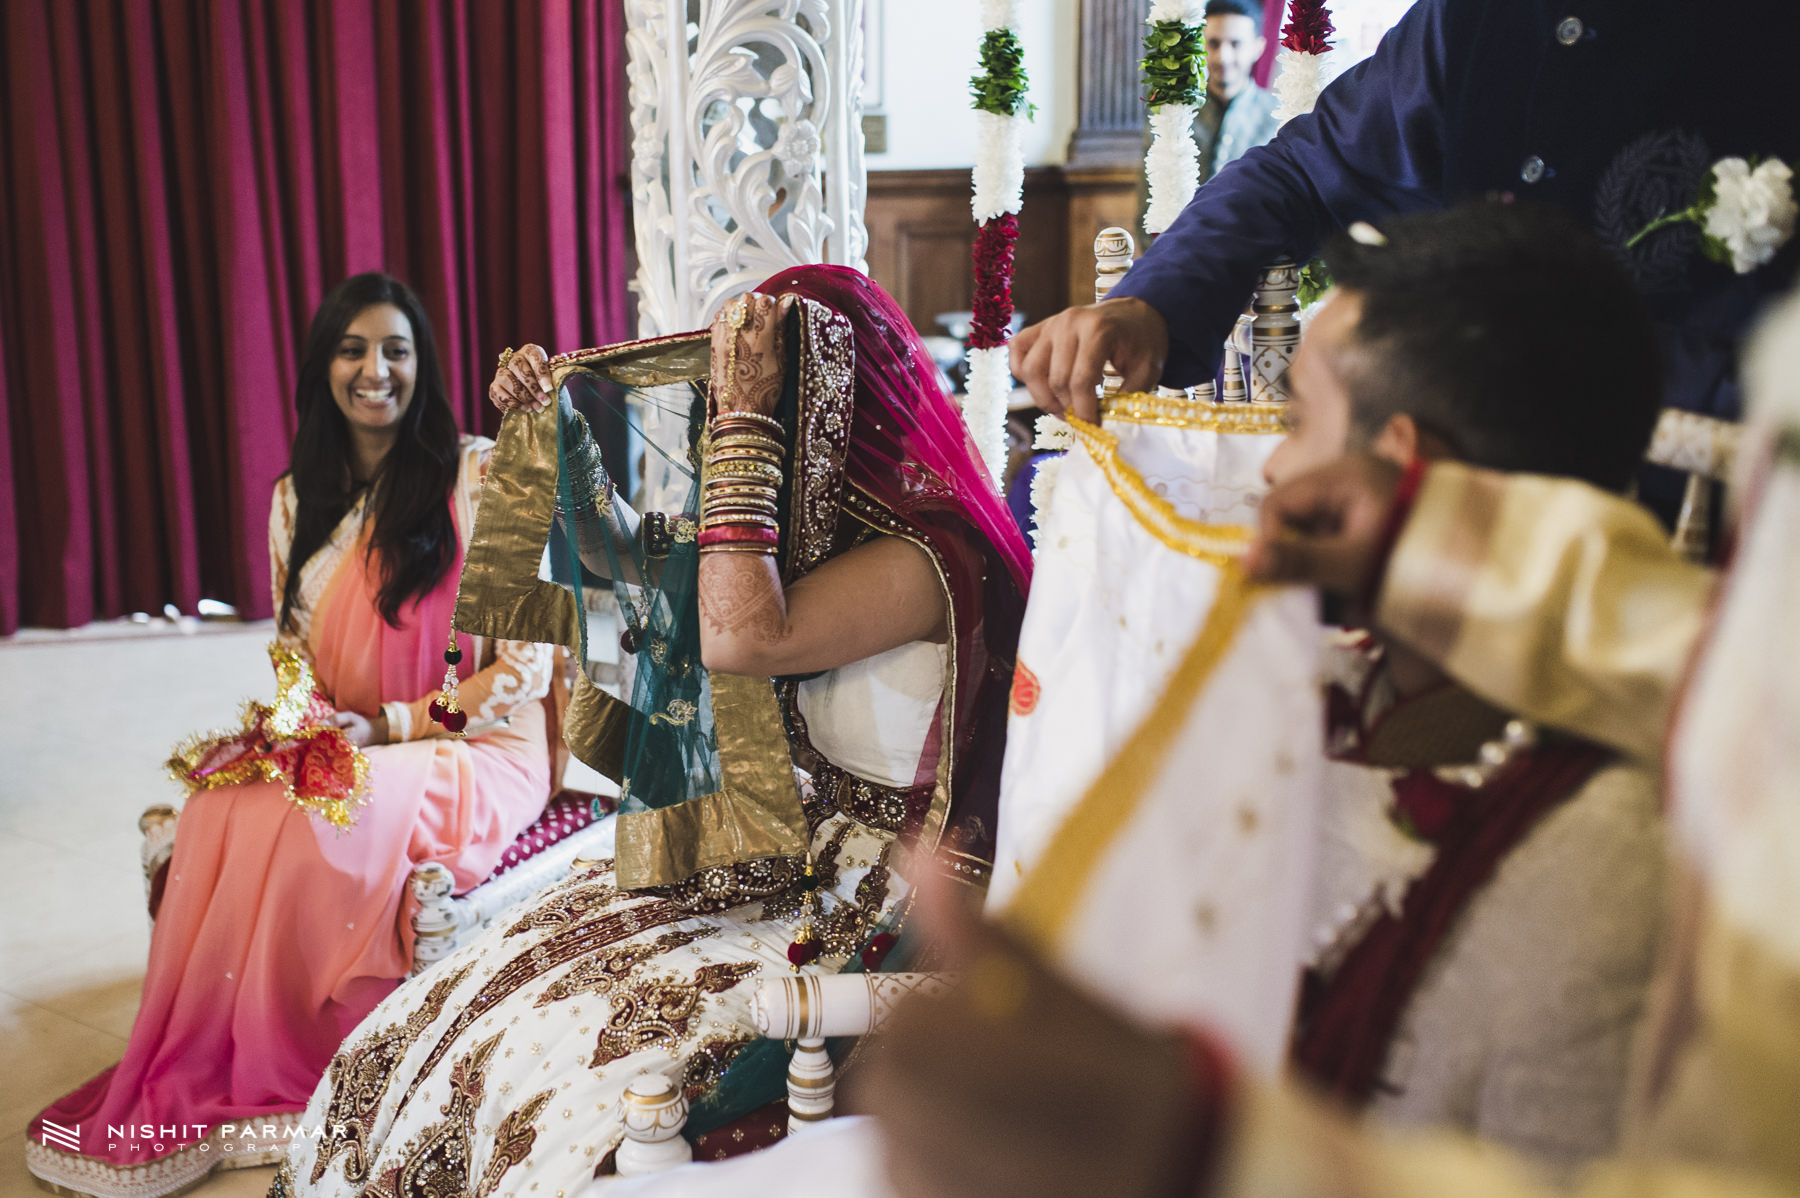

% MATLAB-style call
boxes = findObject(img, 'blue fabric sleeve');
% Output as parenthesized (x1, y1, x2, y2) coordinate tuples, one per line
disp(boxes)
(1111, 0, 1451, 385)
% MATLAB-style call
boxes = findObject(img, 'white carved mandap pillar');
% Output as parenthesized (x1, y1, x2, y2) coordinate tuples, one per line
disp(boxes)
(623, 0, 867, 509)
(625, 0, 868, 338)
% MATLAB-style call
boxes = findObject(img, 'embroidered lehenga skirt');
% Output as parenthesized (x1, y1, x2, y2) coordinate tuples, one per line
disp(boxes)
(278, 764, 916, 1198)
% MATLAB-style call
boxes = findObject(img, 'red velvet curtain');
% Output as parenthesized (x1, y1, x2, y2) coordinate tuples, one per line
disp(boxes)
(0, 0, 632, 633)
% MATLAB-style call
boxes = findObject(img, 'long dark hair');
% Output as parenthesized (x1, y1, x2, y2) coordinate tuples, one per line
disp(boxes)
(278, 272, 460, 633)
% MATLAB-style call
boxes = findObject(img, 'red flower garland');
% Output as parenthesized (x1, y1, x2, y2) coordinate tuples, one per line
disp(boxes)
(1280, 0, 1334, 55)
(968, 212, 1020, 351)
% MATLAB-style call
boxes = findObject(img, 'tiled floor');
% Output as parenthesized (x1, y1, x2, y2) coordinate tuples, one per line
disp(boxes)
(0, 622, 279, 1198)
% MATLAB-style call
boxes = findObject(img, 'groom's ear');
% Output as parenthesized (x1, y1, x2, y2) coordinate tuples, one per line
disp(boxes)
(1371, 412, 1420, 468)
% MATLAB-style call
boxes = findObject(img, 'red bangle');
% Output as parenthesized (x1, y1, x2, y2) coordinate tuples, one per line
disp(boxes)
(698, 525, 779, 547)
(1362, 456, 1428, 613)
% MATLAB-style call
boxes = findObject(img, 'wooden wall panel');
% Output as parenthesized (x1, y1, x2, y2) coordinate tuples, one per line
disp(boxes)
(864, 167, 1074, 338)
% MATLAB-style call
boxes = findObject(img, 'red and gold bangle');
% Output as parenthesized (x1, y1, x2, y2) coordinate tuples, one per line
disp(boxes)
(699, 525, 780, 552)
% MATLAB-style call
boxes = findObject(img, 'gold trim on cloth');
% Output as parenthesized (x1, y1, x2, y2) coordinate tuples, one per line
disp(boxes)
(1100, 391, 1290, 434)
(453, 329, 804, 890)
(548, 331, 711, 388)
(615, 672, 810, 890)
(1065, 416, 1254, 565)
(1003, 568, 1263, 946)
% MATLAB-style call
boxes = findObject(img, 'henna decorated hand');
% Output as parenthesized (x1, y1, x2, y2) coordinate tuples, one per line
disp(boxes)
(489, 343, 554, 414)
(709, 292, 795, 417)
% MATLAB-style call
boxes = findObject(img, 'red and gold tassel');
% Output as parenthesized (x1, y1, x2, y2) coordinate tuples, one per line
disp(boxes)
(428, 631, 468, 735)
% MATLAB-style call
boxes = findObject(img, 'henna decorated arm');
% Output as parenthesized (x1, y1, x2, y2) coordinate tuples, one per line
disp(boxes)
(698, 535, 948, 676)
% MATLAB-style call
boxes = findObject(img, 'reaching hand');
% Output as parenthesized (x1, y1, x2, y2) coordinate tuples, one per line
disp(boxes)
(709, 292, 795, 417)
(330, 709, 387, 748)
(852, 879, 1209, 1198)
(1246, 453, 1407, 599)
(1009, 297, 1170, 422)
(488, 343, 554, 415)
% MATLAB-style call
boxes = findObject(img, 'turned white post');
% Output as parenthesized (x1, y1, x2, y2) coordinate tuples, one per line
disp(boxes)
(785, 1037, 837, 1135)
(1250, 260, 1300, 405)
(1220, 313, 1252, 403)
(1095, 226, 1137, 399)
(407, 862, 462, 976)
(617, 1074, 693, 1176)
(138, 805, 179, 925)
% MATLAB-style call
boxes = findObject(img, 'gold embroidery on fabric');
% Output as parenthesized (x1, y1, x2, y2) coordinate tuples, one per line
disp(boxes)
(656, 854, 806, 912)
(815, 839, 895, 959)
(614, 673, 808, 891)
(786, 300, 856, 581)
(1005, 569, 1263, 946)
(504, 876, 620, 938)
(591, 962, 762, 1067)
(650, 699, 698, 727)
(682, 1035, 757, 1102)
(270, 1156, 297, 1198)
(311, 963, 476, 1184)
(398, 900, 689, 1112)
(363, 1034, 552, 1198)
(1099, 391, 1290, 433)
(533, 927, 718, 1006)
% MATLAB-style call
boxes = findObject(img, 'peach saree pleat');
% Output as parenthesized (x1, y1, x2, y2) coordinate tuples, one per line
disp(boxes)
(33, 512, 551, 1173)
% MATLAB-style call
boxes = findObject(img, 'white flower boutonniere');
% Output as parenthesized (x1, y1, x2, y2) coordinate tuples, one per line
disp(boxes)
(1630, 156, 1798, 275)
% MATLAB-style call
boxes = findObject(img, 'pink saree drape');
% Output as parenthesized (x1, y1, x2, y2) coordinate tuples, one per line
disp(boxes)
(32, 519, 551, 1164)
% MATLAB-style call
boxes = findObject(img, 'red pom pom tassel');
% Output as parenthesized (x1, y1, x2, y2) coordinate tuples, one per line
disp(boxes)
(861, 931, 897, 972)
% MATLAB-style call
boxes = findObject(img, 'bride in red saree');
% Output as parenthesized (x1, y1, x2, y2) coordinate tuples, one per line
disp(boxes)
(276, 265, 1030, 1198)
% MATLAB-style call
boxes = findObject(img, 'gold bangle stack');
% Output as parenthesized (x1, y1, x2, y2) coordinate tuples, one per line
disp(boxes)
(701, 411, 786, 554)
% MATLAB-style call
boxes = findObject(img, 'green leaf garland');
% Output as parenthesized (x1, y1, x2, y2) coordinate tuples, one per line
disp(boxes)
(970, 28, 1035, 119)
(1141, 19, 1206, 110)
(1296, 259, 1333, 307)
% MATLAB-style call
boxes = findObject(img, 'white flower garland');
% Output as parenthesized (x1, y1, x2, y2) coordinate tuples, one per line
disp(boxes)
(1144, 103, 1201, 236)
(963, 347, 1013, 486)
(1026, 414, 1075, 551)
(963, 0, 1029, 487)
(1141, 0, 1205, 237)
(971, 109, 1027, 223)
(1271, 46, 1335, 124)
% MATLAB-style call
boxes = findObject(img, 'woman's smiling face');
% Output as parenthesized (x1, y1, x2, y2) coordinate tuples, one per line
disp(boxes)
(330, 302, 417, 440)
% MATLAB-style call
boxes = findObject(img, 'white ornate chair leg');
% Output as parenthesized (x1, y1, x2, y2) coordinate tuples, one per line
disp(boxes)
(785, 1037, 837, 1135)
(408, 862, 463, 976)
(616, 1074, 692, 1176)
(139, 804, 179, 925)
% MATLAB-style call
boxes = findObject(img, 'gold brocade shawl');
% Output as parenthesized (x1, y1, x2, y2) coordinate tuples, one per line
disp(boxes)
(452, 312, 867, 891)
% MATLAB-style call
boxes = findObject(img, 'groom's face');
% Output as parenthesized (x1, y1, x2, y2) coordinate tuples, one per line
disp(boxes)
(1262, 290, 1359, 488)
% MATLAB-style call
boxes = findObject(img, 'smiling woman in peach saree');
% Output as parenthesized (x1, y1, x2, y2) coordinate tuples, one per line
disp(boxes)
(26, 274, 558, 1198)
